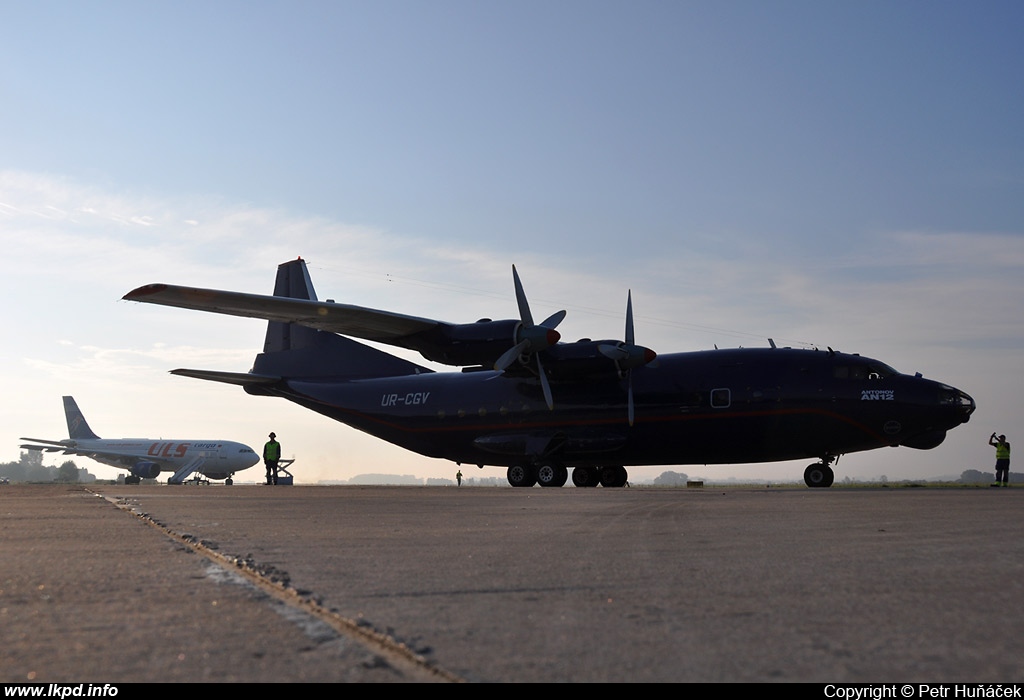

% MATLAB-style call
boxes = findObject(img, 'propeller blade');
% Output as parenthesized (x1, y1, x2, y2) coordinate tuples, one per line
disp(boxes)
(506, 265, 559, 410)
(499, 265, 563, 365)
(494, 339, 530, 371)
(620, 289, 654, 426)
(511, 265, 534, 326)
(540, 309, 566, 329)
(536, 354, 554, 410)
(626, 290, 635, 345)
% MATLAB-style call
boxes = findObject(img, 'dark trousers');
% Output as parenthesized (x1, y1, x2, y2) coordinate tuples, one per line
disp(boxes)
(996, 459, 1009, 485)
(265, 460, 279, 485)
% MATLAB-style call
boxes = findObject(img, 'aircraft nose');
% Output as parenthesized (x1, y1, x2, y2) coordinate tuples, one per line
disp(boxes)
(941, 385, 975, 423)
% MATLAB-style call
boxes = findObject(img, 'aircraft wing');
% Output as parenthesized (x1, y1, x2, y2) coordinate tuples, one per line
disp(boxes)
(123, 283, 445, 344)
(19, 439, 172, 469)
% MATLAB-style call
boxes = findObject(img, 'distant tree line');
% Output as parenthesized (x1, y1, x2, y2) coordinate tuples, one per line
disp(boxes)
(652, 471, 690, 485)
(0, 451, 97, 483)
(960, 469, 1021, 485)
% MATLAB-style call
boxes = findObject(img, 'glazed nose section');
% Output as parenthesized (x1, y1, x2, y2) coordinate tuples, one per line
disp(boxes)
(940, 385, 975, 423)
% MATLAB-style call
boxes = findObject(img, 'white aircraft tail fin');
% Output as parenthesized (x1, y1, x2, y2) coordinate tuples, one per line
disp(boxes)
(63, 396, 100, 440)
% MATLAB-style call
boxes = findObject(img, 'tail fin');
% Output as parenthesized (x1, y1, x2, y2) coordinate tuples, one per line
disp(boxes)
(63, 396, 100, 440)
(251, 258, 430, 380)
(263, 256, 320, 354)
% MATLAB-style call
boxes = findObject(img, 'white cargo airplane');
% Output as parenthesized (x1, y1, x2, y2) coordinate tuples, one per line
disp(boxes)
(20, 396, 259, 484)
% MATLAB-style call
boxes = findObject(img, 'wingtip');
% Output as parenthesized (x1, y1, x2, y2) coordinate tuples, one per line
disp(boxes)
(123, 283, 167, 300)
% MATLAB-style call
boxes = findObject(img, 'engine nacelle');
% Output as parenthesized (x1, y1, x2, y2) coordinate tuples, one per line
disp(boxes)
(130, 461, 161, 479)
(413, 319, 522, 366)
(543, 340, 655, 379)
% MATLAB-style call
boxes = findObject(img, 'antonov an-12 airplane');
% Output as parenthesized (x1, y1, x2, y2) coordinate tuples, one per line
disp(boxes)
(21, 396, 259, 484)
(123, 258, 975, 488)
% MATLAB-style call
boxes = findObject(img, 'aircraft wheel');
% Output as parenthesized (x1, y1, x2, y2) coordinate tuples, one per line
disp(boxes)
(600, 465, 628, 488)
(571, 467, 598, 487)
(537, 464, 568, 487)
(507, 465, 537, 488)
(804, 463, 835, 488)
(225, 478, 233, 486)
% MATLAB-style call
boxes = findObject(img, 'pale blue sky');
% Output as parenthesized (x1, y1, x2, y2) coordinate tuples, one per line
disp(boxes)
(2, 2, 1022, 482)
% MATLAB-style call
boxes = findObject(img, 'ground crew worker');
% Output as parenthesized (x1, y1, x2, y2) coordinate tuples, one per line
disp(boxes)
(456, 469, 462, 486)
(264, 432, 281, 485)
(989, 433, 1011, 487)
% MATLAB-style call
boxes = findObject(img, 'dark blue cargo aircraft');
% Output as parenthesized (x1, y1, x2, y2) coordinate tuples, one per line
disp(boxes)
(124, 258, 975, 488)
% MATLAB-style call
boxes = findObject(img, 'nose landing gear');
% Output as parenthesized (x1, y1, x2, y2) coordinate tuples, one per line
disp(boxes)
(804, 456, 836, 488)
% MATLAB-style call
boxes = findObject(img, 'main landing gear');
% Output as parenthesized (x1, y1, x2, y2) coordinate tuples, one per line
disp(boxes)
(506, 464, 627, 488)
(804, 456, 836, 488)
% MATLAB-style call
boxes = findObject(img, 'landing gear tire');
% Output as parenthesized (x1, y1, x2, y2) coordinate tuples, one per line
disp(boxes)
(536, 464, 568, 488)
(571, 467, 599, 487)
(225, 478, 233, 486)
(507, 464, 537, 488)
(804, 463, 835, 488)
(599, 465, 629, 488)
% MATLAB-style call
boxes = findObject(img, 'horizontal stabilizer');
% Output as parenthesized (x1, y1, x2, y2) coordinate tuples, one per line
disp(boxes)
(170, 369, 281, 386)
(19, 437, 72, 448)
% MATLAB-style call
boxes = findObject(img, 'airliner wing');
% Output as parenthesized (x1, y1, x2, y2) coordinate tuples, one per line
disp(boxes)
(123, 284, 444, 344)
(20, 439, 170, 468)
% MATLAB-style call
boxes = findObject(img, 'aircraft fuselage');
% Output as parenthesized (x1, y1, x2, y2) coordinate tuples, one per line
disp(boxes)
(247, 347, 973, 471)
(80, 439, 258, 479)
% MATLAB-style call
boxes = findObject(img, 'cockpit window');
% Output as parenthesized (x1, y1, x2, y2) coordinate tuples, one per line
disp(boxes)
(833, 362, 898, 380)
(868, 362, 898, 378)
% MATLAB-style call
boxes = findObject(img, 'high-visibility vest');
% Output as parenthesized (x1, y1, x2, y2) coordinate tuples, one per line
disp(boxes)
(264, 440, 281, 461)
(996, 442, 1011, 460)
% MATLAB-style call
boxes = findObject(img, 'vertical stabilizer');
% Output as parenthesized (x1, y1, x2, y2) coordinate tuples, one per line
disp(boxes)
(252, 258, 429, 379)
(63, 396, 100, 440)
(264, 257, 319, 353)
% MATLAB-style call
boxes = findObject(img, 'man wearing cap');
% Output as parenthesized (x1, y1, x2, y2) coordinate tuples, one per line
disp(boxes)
(264, 432, 281, 485)
(989, 433, 1011, 487)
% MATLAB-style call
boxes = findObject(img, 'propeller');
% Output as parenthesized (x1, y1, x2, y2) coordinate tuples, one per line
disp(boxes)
(493, 265, 565, 410)
(599, 290, 657, 425)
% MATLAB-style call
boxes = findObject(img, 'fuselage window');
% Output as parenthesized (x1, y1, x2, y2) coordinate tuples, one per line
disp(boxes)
(710, 388, 731, 408)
